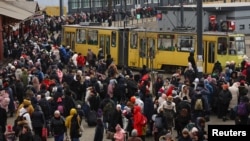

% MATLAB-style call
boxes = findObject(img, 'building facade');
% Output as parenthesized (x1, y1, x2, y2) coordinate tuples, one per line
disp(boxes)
(67, 0, 250, 14)
(156, 2, 250, 34)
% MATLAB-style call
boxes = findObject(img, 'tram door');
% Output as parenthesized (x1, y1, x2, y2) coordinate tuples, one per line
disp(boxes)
(139, 38, 155, 68)
(203, 41, 216, 73)
(99, 35, 110, 60)
(65, 32, 75, 50)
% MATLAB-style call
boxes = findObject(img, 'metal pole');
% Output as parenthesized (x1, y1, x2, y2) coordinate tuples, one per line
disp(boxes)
(180, 0, 184, 27)
(197, 0, 203, 78)
(89, 0, 92, 14)
(60, 0, 63, 17)
(122, 21, 125, 65)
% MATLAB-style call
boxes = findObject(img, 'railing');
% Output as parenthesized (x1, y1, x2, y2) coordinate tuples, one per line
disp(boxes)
(102, 17, 157, 27)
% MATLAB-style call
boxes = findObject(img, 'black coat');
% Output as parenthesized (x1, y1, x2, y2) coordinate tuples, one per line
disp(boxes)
(94, 119, 104, 141)
(31, 105, 45, 128)
(50, 116, 66, 135)
(0, 107, 7, 134)
(18, 131, 33, 141)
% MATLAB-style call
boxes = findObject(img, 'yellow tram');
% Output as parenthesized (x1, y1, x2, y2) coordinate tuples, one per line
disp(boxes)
(128, 29, 245, 73)
(61, 24, 246, 74)
(61, 23, 134, 66)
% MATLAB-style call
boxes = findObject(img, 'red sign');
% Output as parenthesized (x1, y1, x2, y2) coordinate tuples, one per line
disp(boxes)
(209, 15, 216, 22)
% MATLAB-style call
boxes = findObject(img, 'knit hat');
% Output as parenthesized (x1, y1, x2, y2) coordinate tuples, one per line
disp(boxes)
(130, 96, 136, 104)
(167, 96, 173, 102)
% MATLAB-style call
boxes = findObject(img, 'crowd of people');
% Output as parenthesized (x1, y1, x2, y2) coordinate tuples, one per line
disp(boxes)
(0, 11, 250, 141)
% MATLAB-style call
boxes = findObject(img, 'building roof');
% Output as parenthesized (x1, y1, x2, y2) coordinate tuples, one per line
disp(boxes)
(0, 0, 39, 20)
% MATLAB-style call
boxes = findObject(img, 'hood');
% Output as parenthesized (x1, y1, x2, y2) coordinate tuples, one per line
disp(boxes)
(23, 99, 31, 107)
(196, 117, 205, 130)
(232, 82, 239, 88)
(181, 84, 187, 92)
(70, 108, 77, 115)
(133, 105, 141, 114)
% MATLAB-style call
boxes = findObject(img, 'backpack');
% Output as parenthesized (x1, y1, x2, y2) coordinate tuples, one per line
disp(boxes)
(140, 114, 148, 126)
(13, 112, 28, 135)
(103, 100, 115, 121)
(70, 114, 82, 137)
(194, 98, 203, 111)
(154, 115, 163, 129)
(237, 102, 248, 116)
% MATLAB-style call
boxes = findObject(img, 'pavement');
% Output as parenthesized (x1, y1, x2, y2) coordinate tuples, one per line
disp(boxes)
(6, 112, 234, 141)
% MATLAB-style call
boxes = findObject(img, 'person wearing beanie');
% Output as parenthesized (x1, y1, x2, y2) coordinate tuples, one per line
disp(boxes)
(157, 95, 176, 132)
(50, 110, 66, 141)
(127, 129, 142, 141)
(177, 128, 192, 141)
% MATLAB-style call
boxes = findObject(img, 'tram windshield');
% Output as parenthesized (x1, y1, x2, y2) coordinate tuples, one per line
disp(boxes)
(229, 36, 245, 55)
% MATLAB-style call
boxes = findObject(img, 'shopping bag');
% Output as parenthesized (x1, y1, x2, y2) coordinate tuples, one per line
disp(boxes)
(42, 127, 48, 138)
(106, 131, 115, 139)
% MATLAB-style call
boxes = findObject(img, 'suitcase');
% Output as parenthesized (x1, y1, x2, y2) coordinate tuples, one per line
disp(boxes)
(87, 110, 97, 127)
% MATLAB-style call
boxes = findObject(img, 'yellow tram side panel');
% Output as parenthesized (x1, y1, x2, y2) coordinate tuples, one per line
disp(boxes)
(61, 26, 77, 48)
(128, 31, 139, 68)
(202, 33, 245, 73)
(155, 32, 196, 70)
(67, 26, 120, 64)
(128, 30, 197, 70)
(225, 34, 245, 68)
(202, 34, 219, 74)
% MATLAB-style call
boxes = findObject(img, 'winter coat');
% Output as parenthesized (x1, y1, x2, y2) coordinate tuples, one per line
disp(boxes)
(63, 94, 76, 117)
(31, 105, 45, 128)
(18, 131, 33, 141)
(94, 119, 104, 141)
(133, 106, 144, 136)
(218, 89, 232, 105)
(51, 116, 66, 135)
(228, 82, 239, 109)
(18, 107, 32, 130)
(65, 108, 81, 131)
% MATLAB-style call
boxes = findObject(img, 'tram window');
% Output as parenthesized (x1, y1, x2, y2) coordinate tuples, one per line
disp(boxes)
(177, 35, 194, 52)
(111, 31, 116, 47)
(65, 33, 70, 46)
(236, 41, 245, 55)
(217, 37, 227, 55)
(229, 41, 236, 55)
(87, 30, 98, 45)
(157, 34, 174, 51)
(130, 33, 138, 49)
(208, 42, 215, 63)
(106, 36, 110, 54)
(76, 29, 86, 44)
(139, 38, 146, 57)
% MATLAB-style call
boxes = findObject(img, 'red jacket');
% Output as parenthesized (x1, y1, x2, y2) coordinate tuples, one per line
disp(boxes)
(133, 106, 144, 136)
(76, 55, 86, 67)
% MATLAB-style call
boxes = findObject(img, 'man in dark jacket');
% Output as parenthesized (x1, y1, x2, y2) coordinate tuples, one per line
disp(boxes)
(188, 51, 197, 76)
